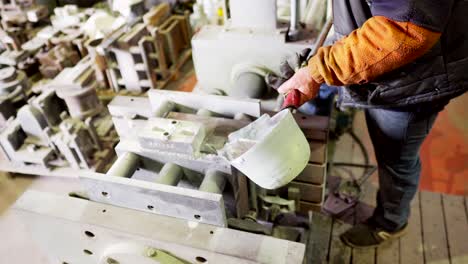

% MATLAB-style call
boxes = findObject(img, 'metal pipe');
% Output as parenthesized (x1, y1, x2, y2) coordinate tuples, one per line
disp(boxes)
(199, 170, 227, 194)
(290, 0, 299, 32)
(311, 18, 334, 55)
(156, 163, 183, 186)
(85, 117, 102, 150)
(196, 108, 214, 117)
(234, 113, 252, 122)
(106, 152, 140, 178)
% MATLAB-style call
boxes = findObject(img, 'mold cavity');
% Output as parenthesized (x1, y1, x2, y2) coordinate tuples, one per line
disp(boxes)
(84, 231, 95, 238)
(83, 249, 93, 255)
(102, 209, 107, 213)
(196, 256, 207, 263)
(209, 230, 214, 234)
(194, 214, 201, 220)
(171, 120, 177, 124)
(101, 191, 109, 197)
(147, 205, 154, 210)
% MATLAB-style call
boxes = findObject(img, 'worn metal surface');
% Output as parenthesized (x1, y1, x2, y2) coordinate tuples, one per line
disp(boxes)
(13, 190, 305, 264)
(0, 84, 116, 173)
(35, 42, 81, 78)
(0, 66, 30, 102)
(148, 89, 262, 118)
(101, 8, 191, 93)
(81, 170, 228, 227)
(49, 56, 103, 119)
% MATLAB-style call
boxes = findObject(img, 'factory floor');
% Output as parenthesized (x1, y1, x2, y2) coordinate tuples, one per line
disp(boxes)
(315, 107, 468, 264)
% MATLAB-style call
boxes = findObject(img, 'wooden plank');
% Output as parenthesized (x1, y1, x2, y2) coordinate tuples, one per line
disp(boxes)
(352, 182, 377, 264)
(292, 112, 329, 141)
(232, 170, 250, 218)
(298, 201, 322, 214)
(465, 196, 468, 220)
(294, 163, 326, 185)
(420, 191, 450, 264)
(291, 112, 329, 132)
(376, 237, 399, 264)
(328, 220, 352, 264)
(302, 130, 328, 141)
(400, 192, 424, 264)
(352, 242, 375, 264)
(289, 182, 325, 203)
(262, 111, 329, 140)
(306, 212, 333, 264)
(442, 194, 468, 264)
(309, 140, 327, 164)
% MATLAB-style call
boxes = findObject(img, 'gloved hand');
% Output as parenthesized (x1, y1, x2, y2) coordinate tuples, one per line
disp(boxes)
(265, 48, 321, 109)
(265, 48, 312, 90)
(277, 67, 321, 108)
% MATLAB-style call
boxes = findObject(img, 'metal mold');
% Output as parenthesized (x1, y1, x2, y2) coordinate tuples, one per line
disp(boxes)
(48, 56, 103, 119)
(35, 42, 81, 78)
(0, 66, 30, 103)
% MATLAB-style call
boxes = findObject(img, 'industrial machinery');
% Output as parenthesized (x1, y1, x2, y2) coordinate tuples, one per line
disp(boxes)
(10, 88, 330, 263)
(92, 2, 192, 93)
(2, 1, 334, 263)
(0, 56, 116, 174)
(191, 0, 324, 98)
(0, 0, 49, 51)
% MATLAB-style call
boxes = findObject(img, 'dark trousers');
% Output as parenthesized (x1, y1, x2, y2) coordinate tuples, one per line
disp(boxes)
(365, 102, 447, 231)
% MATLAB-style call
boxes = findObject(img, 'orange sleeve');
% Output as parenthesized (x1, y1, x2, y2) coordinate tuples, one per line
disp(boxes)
(307, 16, 441, 86)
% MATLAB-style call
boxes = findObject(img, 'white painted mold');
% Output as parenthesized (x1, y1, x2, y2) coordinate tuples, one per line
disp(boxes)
(224, 110, 310, 189)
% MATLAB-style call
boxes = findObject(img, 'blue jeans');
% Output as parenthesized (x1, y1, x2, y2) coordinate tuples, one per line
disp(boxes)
(366, 102, 447, 231)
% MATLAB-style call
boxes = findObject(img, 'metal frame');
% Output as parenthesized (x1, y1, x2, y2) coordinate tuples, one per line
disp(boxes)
(13, 190, 305, 264)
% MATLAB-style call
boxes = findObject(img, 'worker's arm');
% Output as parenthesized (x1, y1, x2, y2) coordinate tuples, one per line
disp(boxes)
(277, 16, 441, 100)
(308, 16, 441, 86)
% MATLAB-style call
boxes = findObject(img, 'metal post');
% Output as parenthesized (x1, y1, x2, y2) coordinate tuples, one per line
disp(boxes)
(199, 170, 227, 194)
(156, 163, 183, 186)
(288, 0, 300, 40)
(106, 152, 140, 178)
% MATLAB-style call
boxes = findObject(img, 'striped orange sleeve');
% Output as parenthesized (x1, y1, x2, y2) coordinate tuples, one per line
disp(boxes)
(307, 16, 442, 86)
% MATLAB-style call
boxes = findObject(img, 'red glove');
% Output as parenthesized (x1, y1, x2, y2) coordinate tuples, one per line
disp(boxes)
(282, 90, 307, 109)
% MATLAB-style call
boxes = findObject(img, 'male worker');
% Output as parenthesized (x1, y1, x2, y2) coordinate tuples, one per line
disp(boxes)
(276, 0, 467, 248)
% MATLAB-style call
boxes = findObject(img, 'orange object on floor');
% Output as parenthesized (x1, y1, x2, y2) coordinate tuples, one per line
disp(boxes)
(419, 94, 468, 196)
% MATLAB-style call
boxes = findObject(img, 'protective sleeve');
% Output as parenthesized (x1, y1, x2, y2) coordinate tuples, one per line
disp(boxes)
(307, 16, 441, 86)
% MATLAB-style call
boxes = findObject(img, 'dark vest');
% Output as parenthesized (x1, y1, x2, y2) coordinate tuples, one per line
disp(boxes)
(333, 0, 468, 108)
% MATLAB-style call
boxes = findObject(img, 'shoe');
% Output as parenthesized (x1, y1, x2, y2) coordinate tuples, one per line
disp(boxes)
(339, 222, 408, 249)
